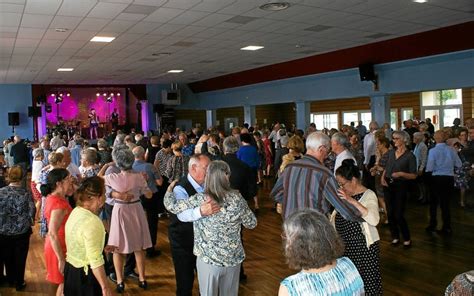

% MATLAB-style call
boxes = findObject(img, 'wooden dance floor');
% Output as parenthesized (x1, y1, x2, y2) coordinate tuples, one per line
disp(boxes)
(1, 180, 473, 295)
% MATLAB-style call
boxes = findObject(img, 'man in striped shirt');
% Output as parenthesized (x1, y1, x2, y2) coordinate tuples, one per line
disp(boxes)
(271, 132, 363, 221)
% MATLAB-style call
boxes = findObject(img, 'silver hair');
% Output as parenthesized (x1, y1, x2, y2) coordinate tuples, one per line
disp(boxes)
(223, 136, 239, 154)
(280, 135, 289, 147)
(369, 121, 379, 131)
(112, 147, 134, 171)
(132, 146, 145, 159)
(331, 132, 349, 148)
(114, 134, 125, 146)
(32, 148, 44, 158)
(135, 134, 143, 142)
(188, 154, 210, 169)
(81, 149, 97, 164)
(392, 130, 411, 146)
(413, 132, 425, 141)
(56, 146, 69, 154)
(97, 139, 108, 149)
(204, 160, 234, 204)
(305, 132, 330, 151)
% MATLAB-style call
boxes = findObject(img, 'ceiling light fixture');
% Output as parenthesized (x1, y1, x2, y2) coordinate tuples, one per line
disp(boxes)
(168, 70, 183, 73)
(259, 2, 290, 11)
(413, 0, 427, 3)
(240, 45, 264, 51)
(55, 28, 68, 32)
(90, 36, 115, 43)
(57, 68, 74, 72)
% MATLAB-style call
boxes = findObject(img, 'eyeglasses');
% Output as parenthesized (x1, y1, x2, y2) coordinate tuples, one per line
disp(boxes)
(338, 181, 348, 188)
(392, 137, 401, 140)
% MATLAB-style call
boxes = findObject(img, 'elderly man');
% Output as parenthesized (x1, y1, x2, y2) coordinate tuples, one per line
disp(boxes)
(425, 130, 462, 235)
(271, 132, 362, 221)
(331, 132, 356, 173)
(69, 137, 84, 167)
(413, 132, 429, 203)
(363, 121, 379, 189)
(168, 154, 219, 296)
(132, 146, 163, 258)
(56, 146, 81, 181)
(40, 139, 51, 165)
(10, 136, 29, 186)
(49, 132, 64, 151)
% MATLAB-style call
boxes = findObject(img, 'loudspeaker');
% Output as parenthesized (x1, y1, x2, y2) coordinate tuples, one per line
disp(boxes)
(358, 63, 376, 81)
(45, 105, 52, 113)
(153, 104, 165, 114)
(8, 112, 19, 126)
(28, 106, 42, 117)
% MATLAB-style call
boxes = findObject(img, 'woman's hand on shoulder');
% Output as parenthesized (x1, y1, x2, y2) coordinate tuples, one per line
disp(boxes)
(167, 180, 178, 193)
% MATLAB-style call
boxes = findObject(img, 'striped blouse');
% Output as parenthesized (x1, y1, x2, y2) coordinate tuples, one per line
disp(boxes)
(281, 257, 364, 296)
(271, 154, 362, 221)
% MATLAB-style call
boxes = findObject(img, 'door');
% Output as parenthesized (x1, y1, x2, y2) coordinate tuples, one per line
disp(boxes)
(224, 117, 239, 134)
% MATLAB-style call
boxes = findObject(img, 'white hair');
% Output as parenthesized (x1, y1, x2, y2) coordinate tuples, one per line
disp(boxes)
(306, 132, 330, 151)
(56, 146, 69, 154)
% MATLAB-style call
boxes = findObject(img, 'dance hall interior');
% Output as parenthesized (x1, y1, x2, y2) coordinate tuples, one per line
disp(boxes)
(1, 1, 474, 295)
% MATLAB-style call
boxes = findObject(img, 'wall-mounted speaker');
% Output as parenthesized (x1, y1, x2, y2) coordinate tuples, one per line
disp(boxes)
(358, 63, 376, 81)
(45, 105, 52, 113)
(28, 106, 42, 117)
(8, 112, 19, 126)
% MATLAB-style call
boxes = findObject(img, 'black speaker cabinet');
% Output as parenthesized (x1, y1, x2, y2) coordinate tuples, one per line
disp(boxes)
(8, 112, 19, 126)
(28, 106, 42, 117)
(153, 104, 165, 114)
(358, 63, 376, 81)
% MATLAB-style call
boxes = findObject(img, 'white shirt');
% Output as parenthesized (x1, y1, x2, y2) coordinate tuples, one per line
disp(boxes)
(67, 163, 81, 179)
(31, 160, 44, 183)
(334, 149, 357, 173)
(363, 131, 376, 165)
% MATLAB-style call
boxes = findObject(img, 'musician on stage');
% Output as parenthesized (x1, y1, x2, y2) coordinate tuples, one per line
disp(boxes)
(111, 108, 119, 130)
(88, 108, 99, 139)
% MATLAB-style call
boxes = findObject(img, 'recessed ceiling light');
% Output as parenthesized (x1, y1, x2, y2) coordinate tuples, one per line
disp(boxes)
(57, 68, 74, 72)
(259, 2, 290, 11)
(55, 28, 68, 33)
(240, 45, 264, 51)
(90, 36, 115, 43)
(413, 0, 427, 3)
(167, 70, 183, 73)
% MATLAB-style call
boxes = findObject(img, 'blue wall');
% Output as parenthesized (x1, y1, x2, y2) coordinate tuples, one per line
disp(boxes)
(0, 84, 33, 142)
(178, 50, 474, 110)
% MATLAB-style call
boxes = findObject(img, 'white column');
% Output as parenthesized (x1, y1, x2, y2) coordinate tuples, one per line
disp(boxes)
(295, 101, 311, 130)
(243, 105, 256, 127)
(206, 109, 217, 129)
(370, 94, 391, 127)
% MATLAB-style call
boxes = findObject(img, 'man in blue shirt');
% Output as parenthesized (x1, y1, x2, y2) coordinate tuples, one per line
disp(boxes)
(425, 130, 462, 235)
(69, 138, 83, 167)
(168, 154, 219, 296)
(132, 146, 163, 258)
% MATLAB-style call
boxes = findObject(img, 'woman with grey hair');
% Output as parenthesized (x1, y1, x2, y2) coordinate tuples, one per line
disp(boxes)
(105, 148, 153, 293)
(381, 130, 417, 247)
(165, 160, 257, 296)
(279, 209, 364, 296)
(79, 149, 100, 178)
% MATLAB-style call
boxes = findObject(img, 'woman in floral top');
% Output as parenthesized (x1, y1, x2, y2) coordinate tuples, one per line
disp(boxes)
(79, 149, 100, 178)
(165, 160, 257, 296)
(165, 141, 190, 182)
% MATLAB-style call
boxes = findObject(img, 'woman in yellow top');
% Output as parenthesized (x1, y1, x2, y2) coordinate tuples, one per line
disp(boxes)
(64, 176, 111, 296)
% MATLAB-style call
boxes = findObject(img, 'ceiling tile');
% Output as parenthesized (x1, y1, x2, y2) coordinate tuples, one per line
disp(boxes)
(101, 20, 137, 33)
(17, 28, 46, 39)
(142, 7, 185, 23)
(38, 39, 64, 49)
(67, 30, 97, 41)
(167, 10, 209, 25)
(57, 0, 98, 17)
(43, 28, 72, 40)
(0, 3, 24, 13)
(132, 0, 167, 6)
(192, 13, 234, 27)
(76, 18, 110, 32)
(21, 14, 54, 29)
(116, 12, 147, 21)
(0, 12, 22, 27)
(88, 2, 128, 19)
(49, 16, 83, 30)
(123, 4, 158, 14)
(15, 38, 41, 47)
(25, 0, 62, 15)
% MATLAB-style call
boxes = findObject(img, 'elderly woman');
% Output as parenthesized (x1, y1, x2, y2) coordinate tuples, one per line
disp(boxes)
(64, 176, 111, 296)
(370, 137, 391, 224)
(279, 209, 364, 296)
(31, 148, 45, 220)
(279, 135, 304, 175)
(97, 139, 112, 167)
(105, 148, 152, 293)
(334, 159, 382, 295)
(0, 166, 35, 291)
(166, 141, 190, 182)
(165, 161, 257, 296)
(43, 168, 75, 296)
(79, 149, 100, 178)
(382, 131, 417, 247)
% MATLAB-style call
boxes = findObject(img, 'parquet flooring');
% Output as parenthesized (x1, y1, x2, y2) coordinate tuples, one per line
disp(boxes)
(1, 179, 473, 295)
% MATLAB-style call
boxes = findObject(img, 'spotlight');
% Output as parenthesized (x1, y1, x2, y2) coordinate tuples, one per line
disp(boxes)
(110, 93, 114, 96)
(59, 93, 64, 97)
(51, 93, 56, 97)
(103, 93, 107, 96)
(117, 93, 120, 96)
(96, 93, 100, 97)
(66, 93, 71, 97)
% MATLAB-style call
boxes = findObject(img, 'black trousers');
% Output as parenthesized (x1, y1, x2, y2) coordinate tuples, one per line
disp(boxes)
(141, 191, 160, 250)
(384, 180, 411, 241)
(0, 230, 31, 286)
(429, 175, 454, 230)
(64, 262, 102, 296)
(104, 203, 136, 275)
(168, 229, 196, 296)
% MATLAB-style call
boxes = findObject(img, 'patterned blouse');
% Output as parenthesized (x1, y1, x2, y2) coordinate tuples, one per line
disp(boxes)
(166, 155, 190, 182)
(164, 190, 257, 267)
(0, 186, 35, 236)
(155, 149, 173, 177)
(281, 257, 364, 296)
(182, 144, 195, 157)
(79, 165, 100, 178)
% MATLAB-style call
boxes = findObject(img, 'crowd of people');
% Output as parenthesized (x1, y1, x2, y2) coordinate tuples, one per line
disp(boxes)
(0, 115, 472, 295)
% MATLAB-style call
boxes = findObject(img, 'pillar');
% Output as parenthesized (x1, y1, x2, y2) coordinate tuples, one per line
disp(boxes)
(295, 101, 311, 130)
(244, 105, 256, 127)
(206, 109, 217, 129)
(370, 94, 391, 127)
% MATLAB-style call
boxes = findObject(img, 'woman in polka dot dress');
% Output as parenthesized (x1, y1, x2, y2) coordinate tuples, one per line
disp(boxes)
(332, 159, 382, 295)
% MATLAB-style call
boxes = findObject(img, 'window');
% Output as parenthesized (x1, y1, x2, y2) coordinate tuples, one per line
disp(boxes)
(421, 89, 462, 129)
(342, 110, 371, 127)
(401, 108, 413, 121)
(311, 113, 338, 130)
(390, 109, 398, 130)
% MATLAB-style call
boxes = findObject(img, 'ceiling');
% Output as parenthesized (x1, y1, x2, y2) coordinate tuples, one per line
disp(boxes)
(0, 0, 473, 85)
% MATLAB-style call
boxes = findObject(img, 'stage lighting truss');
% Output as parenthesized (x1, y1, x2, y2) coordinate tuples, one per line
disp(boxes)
(50, 91, 71, 104)
(96, 90, 121, 103)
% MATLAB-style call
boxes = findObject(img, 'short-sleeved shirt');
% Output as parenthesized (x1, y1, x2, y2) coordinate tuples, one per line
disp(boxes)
(133, 160, 161, 193)
(384, 149, 416, 180)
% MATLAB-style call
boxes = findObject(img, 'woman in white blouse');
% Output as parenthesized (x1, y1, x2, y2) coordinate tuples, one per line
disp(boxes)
(333, 159, 382, 295)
